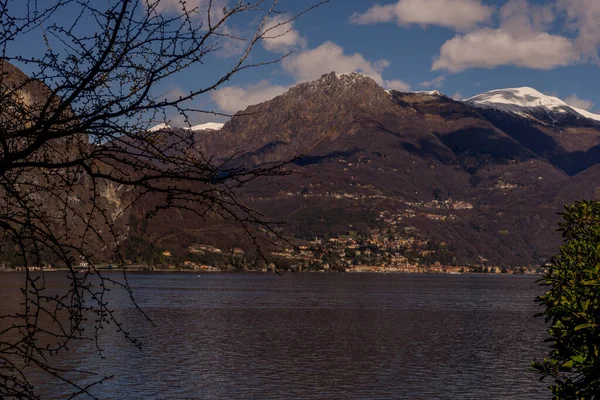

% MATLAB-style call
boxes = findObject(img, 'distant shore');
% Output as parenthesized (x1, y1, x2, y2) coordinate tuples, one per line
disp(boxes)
(0, 266, 542, 275)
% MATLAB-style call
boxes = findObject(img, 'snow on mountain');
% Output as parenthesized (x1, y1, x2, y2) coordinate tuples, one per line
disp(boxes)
(335, 72, 369, 80)
(466, 87, 600, 123)
(385, 89, 443, 97)
(148, 122, 224, 132)
(572, 108, 600, 123)
(295, 72, 376, 94)
(412, 90, 443, 96)
(467, 87, 564, 108)
(186, 122, 224, 131)
(148, 123, 171, 132)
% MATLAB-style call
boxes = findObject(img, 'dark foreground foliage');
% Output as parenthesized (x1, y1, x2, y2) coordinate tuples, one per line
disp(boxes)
(534, 200, 600, 399)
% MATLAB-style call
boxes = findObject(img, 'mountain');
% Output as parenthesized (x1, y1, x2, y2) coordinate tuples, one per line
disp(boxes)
(149, 122, 225, 132)
(463, 88, 600, 176)
(142, 72, 599, 267)
(466, 87, 600, 124)
(4, 59, 599, 268)
(0, 61, 127, 265)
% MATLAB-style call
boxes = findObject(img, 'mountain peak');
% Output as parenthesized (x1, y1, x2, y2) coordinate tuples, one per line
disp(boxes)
(334, 71, 371, 80)
(288, 71, 380, 93)
(467, 87, 562, 108)
(466, 87, 600, 123)
(148, 122, 224, 132)
(386, 89, 444, 97)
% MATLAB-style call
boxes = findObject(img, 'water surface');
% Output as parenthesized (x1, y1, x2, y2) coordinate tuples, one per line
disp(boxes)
(3, 272, 549, 399)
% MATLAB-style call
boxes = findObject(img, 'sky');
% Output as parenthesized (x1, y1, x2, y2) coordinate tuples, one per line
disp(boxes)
(8, 0, 600, 125)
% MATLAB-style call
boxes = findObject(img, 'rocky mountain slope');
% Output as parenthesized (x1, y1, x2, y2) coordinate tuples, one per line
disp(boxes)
(4, 59, 600, 268)
(0, 61, 129, 266)
(148, 72, 600, 266)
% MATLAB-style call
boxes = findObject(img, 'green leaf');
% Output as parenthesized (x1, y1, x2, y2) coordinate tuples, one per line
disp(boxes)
(571, 355, 585, 363)
(574, 323, 595, 331)
(582, 280, 600, 286)
(534, 201, 600, 397)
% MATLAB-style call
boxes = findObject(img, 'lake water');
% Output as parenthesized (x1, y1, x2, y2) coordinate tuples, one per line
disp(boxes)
(2, 272, 550, 399)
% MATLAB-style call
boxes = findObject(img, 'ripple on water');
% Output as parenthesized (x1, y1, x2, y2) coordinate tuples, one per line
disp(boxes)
(6, 273, 549, 399)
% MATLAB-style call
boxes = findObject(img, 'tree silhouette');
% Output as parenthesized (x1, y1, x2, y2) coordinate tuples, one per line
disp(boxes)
(0, 0, 325, 397)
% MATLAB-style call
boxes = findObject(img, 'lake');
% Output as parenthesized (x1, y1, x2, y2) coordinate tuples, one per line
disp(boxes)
(2, 272, 550, 399)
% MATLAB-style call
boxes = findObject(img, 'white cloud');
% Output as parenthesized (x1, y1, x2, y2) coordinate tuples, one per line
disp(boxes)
(165, 86, 188, 102)
(147, 0, 218, 17)
(565, 94, 594, 110)
(214, 25, 248, 58)
(145, 0, 246, 57)
(420, 75, 445, 88)
(261, 15, 306, 53)
(282, 41, 388, 85)
(211, 81, 288, 114)
(350, 0, 493, 31)
(384, 79, 411, 91)
(374, 59, 391, 72)
(432, 28, 577, 72)
(432, 0, 580, 72)
(499, 0, 555, 36)
(213, 41, 412, 113)
(211, 43, 411, 112)
(159, 86, 229, 125)
(451, 91, 464, 99)
(558, 0, 600, 61)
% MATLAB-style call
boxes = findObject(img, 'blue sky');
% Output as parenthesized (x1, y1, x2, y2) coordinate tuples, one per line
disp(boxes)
(8, 0, 600, 124)
(208, 0, 600, 122)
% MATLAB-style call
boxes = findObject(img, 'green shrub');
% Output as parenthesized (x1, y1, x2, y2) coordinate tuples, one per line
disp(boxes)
(533, 200, 600, 398)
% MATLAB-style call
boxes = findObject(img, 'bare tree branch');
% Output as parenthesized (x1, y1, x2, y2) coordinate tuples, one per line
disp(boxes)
(0, 0, 328, 397)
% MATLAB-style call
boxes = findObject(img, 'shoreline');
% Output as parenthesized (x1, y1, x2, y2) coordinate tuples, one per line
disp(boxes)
(0, 267, 542, 276)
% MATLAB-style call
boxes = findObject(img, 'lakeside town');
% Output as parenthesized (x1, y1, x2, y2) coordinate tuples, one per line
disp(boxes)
(183, 228, 544, 275)
(0, 262, 545, 274)
(177, 201, 546, 274)
(1, 206, 547, 275)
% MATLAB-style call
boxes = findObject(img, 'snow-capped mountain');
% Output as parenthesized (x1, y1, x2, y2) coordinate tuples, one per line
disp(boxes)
(385, 89, 444, 97)
(410, 90, 444, 97)
(186, 122, 224, 131)
(129, 71, 600, 267)
(465, 87, 600, 124)
(148, 122, 224, 132)
(148, 122, 171, 132)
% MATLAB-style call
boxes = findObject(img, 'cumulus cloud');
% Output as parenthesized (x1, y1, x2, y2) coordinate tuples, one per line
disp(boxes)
(282, 41, 389, 85)
(145, 0, 247, 57)
(432, 0, 580, 72)
(260, 15, 307, 53)
(211, 81, 288, 114)
(565, 94, 594, 110)
(214, 42, 411, 113)
(164, 86, 188, 102)
(420, 75, 445, 88)
(451, 91, 464, 99)
(350, 0, 493, 31)
(558, 0, 600, 60)
(147, 0, 219, 17)
(384, 79, 411, 91)
(432, 29, 577, 72)
(500, 0, 555, 36)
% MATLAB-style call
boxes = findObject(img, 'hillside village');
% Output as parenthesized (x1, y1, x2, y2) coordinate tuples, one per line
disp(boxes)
(0, 197, 543, 274)
(151, 198, 541, 274)
(155, 225, 541, 274)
